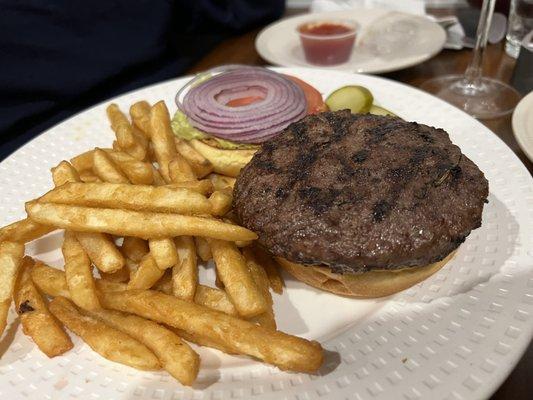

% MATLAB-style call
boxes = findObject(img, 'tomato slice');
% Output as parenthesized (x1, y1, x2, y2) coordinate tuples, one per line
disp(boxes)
(283, 75, 328, 114)
(226, 95, 264, 107)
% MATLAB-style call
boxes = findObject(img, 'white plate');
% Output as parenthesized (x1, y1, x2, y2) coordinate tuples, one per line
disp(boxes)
(0, 68, 532, 400)
(255, 10, 446, 74)
(512, 91, 533, 162)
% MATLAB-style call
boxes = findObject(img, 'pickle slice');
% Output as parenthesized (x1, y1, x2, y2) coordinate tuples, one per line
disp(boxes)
(325, 85, 373, 114)
(369, 105, 396, 117)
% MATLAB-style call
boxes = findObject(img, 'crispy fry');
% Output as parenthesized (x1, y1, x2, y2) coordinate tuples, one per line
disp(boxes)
(130, 101, 151, 138)
(149, 101, 177, 182)
(194, 237, 212, 262)
(62, 231, 100, 310)
(49, 296, 160, 371)
(99, 290, 323, 372)
(14, 257, 73, 357)
(75, 232, 125, 273)
(149, 238, 178, 270)
(151, 167, 166, 186)
(40, 182, 212, 215)
(79, 170, 101, 183)
(31, 261, 126, 297)
(86, 307, 199, 385)
(165, 179, 214, 195)
(105, 151, 153, 185)
(209, 239, 266, 318)
(175, 138, 213, 178)
(209, 190, 232, 216)
(169, 155, 196, 183)
(26, 202, 257, 241)
(99, 264, 130, 283)
(71, 149, 104, 172)
(209, 173, 236, 191)
(253, 246, 284, 294)
(106, 104, 147, 161)
(172, 236, 197, 301)
(0, 218, 54, 244)
(170, 327, 236, 354)
(153, 270, 172, 294)
(243, 248, 276, 330)
(127, 254, 164, 290)
(51, 161, 81, 186)
(121, 237, 149, 263)
(93, 148, 130, 183)
(189, 139, 256, 177)
(194, 285, 237, 316)
(0, 241, 25, 335)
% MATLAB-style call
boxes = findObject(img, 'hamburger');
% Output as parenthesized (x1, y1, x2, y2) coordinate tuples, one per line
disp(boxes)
(233, 111, 489, 298)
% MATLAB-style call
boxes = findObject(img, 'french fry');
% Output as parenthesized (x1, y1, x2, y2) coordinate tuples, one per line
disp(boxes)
(121, 237, 149, 263)
(194, 285, 237, 316)
(153, 270, 172, 294)
(106, 104, 147, 161)
(124, 258, 139, 278)
(209, 239, 267, 318)
(175, 138, 213, 178)
(0, 218, 54, 244)
(253, 246, 284, 294)
(172, 236, 197, 301)
(105, 151, 153, 185)
(99, 290, 324, 373)
(13, 257, 73, 357)
(62, 231, 100, 310)
(51, 161, 81, 186)
(170, 327, 236, 355)
(151, 167, 166, 185)
(79, 170, 101, 183)
(75, 232, 125, 273)
(99, 264, 130, 283)
(243, 248, 276, 330)
(93, 148, 130, 183)
(0, 241, 25, 335)
(86, 307, 199, 385)
(149, 238, 178, 270)
(31, 261, 126, 298)
(209, 173, 236, 190)
(127, 254, 164, 290)
(49, 296, 160, 371)
(26, 202, 257, 241)
(130, 101, 151, 138)
(194, 237, 212, 262)
(209, 190, 232, 216)
(71, 149, 104, 172)
(169, 155, 196, 183)
(40, 182, 212, 215)
(165, 179, 214, 195)
(189, 139, 256, 177)
(149, 101, 177, 182)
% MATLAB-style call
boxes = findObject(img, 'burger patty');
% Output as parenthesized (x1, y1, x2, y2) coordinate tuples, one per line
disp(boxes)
(233, 111, 489, 274)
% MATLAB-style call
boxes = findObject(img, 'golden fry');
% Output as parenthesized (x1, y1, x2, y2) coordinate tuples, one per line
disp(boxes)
(194, 237, 212, 262)
(107, 104, 147, 160)
(0, 218, 54, 244)
(130, 101, 151, 138)
(51, 161, 81, 186)
(99, 290, 324, 373)
(170, 327, 236, 355)
(194, 285, 237, 316)
(153, 270, 172, 294)
(86, 307, 199, 385)
(121, 237, 149, 263)
(105, 151, 153, 185)
(253, 246, 284, 294)
(127, 254, 164, 290)
(165, 179, 213, 195)
(189, 139, 256, 177)
(0, 241, 25, 335)
(26, 202, 257, 241)
(40, 182, 212, 215)
(209, 239, 267, 318)
(49, 296, 160, 370)
(172, 236, 197, 301)
(175, 138, 213, 178)
(169, 155, 196, 183)
(93, 148, 130, 183)
(149, 238, 178, 270)
(79, 170, 101, 183)
(14, 257, 73, 357)
(209, 190, 232, 216)
(149, 101, 177, 182)
(99, 264, 130, 283)
(208, 173, 236, 191)
(75, 232, 124, 273)
(62, 231, 100, 310)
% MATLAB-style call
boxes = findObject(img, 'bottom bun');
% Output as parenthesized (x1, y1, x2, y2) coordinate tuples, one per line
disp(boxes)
(276, 251, 456, 298)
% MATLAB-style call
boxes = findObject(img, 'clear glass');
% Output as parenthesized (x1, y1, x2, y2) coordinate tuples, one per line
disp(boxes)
(505, 0, 533, 58)
(421, 0, 521, 119)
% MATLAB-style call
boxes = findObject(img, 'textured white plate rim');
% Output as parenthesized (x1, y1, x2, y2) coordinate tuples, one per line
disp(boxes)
(255, 9, 446, 74)
(512, 91, 533, 162)
(0, 67, 531, 400)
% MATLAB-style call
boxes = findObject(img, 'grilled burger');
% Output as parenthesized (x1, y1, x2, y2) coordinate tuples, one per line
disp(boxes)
(233, 111, 489, 298)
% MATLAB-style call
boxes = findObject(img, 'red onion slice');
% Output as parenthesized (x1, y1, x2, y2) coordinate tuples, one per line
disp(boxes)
(176, 66, 307, 143)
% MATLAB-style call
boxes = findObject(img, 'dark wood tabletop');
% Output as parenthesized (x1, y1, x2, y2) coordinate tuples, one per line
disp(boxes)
(187, 8, 532, 400)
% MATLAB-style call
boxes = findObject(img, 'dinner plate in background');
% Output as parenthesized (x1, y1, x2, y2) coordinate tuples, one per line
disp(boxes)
(0, 68, 532, 400)
(512, 91, 533, 162)
(255, 9, 446, 74)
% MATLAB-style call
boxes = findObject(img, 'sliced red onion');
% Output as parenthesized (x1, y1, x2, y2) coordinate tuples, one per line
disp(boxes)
(175, 66, 307, 143)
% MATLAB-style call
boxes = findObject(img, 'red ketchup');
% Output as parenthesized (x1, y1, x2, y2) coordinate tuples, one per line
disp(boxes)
(298, 21, 357, 66)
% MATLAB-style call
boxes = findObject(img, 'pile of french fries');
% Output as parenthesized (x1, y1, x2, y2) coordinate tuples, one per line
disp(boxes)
(0, 100, 323, 386)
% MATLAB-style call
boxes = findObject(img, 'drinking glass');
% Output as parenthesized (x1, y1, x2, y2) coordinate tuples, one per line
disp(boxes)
(506, 0, 533, 58)
(421, 0, 521, 119)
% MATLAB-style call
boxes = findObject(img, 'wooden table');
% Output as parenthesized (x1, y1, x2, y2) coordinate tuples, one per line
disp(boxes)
(187, 10, 532, 400)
